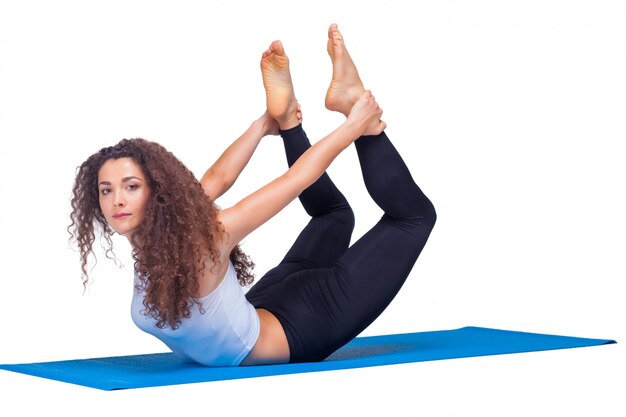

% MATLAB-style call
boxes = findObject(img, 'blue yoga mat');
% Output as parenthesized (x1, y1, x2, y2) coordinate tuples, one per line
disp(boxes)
(0, 326, 615, 390)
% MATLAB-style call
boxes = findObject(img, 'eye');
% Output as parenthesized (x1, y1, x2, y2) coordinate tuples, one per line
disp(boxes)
(127, 184, 139, 191)
(100, 188, 111, 195)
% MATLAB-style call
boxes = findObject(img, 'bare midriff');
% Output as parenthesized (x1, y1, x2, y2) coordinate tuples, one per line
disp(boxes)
(240, 308, 290, 366)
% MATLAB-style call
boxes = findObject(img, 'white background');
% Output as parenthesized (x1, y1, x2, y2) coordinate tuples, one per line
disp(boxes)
(1, 0, 624, 415)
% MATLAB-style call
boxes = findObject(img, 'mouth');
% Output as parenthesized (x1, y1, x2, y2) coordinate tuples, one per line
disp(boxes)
(112, 213, 131, 219)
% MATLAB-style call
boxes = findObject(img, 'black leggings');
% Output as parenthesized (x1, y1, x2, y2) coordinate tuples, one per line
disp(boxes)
(246, 124, 436, 363)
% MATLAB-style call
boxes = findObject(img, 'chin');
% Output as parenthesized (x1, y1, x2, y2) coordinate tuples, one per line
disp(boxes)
(107, 221, 138, 237)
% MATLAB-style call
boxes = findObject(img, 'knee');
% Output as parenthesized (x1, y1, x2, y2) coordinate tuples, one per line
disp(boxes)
(334, 204, 356, 232)
(403, 195, 437, 231)
(421, 198, 437, 230)
(310, 201, 355, 231)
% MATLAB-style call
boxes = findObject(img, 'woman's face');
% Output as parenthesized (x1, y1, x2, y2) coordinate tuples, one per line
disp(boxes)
(98, 157, 150, 237)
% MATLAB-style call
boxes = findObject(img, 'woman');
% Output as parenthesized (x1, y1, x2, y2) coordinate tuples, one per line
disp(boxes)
(68, 24, 436, 366)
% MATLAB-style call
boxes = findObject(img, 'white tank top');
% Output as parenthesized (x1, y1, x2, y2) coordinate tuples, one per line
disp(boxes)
(131, 261, 260, 366)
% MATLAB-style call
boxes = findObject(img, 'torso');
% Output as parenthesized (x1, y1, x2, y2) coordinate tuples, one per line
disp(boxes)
(197, 254, 290, 365)
(195, 254, 231, 298)
(241, 308, 290, 365)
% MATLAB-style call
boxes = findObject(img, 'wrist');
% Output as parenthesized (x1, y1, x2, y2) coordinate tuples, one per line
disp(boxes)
(340, 120, 363, 142)
(255, 112, 280, 137)
(251, 116, 264, 131)
(249, 116, 266, 137)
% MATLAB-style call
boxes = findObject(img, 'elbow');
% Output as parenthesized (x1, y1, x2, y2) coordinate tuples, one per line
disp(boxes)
(201, 169, 229, 200)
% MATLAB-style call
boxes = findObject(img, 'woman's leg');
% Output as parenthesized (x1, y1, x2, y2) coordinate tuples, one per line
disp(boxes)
(277, 124, 354, 267)
(246, 125, 355, 304)
(263, 39, 354, 267)
(265, 40, 355, 268)
(330, 131, 437, 341)
(247, 41, 354, 306)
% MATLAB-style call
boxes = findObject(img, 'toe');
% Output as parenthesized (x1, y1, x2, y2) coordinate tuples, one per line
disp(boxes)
(331, 31, 343, 47)
(328, 23, 338, 37)
(271, 40, 285, 56)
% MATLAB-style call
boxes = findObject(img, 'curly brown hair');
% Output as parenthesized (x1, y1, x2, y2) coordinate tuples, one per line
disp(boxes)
(68, 138, 255, 329)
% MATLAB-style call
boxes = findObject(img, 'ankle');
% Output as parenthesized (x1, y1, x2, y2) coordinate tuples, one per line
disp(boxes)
(278, 114, 300, 131)
(340, 98, 359, 118)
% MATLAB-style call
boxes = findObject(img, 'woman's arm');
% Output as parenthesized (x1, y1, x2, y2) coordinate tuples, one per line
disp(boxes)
(218, 91, 384, 252)
(200, 112, 278, 201)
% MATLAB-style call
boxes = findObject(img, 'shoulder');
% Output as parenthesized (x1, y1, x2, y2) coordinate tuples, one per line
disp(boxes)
(216, 207, 241, 254)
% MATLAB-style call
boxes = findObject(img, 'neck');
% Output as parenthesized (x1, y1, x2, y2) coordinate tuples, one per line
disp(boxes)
(125, 231, 142, 251)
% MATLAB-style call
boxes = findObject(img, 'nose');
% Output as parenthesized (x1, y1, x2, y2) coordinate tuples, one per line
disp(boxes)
(113, 190, 125, 208)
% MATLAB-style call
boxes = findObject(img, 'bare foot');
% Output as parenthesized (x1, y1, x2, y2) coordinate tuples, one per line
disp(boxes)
(325, 24, 365, 117)
(260, 40, 300, 130)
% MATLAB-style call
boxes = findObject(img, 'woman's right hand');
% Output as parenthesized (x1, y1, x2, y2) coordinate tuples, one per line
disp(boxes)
(346, 90, 386, 137)
(260, 102, 303, 137)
